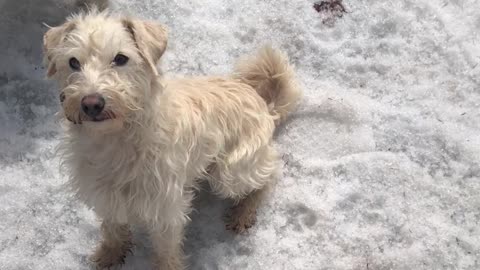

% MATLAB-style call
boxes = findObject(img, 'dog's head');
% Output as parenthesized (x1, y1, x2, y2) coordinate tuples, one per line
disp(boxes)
(43, 11, 168, 134)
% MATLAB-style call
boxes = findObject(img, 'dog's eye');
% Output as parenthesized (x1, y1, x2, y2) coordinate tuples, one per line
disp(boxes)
(59, 92, 66, 103)
(69, 57, 81, 71)
(113, 54, 129, 66)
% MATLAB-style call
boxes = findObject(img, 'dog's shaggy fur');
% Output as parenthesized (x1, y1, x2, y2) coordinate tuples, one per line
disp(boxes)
(44, 10, 301, 269)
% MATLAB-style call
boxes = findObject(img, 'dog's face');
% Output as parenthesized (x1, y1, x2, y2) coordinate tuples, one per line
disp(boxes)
(43, 12, 167, 134)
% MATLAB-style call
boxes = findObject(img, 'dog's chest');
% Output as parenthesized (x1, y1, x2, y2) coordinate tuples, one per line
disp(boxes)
(71, 138, 147, 222)
(66, 131, 196, 224)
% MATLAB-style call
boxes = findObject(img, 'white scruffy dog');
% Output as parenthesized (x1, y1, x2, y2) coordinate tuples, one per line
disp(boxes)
(43, 10, 301, 270)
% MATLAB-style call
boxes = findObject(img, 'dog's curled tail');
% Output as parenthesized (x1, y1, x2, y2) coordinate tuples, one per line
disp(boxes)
(233, 46, 302, 124)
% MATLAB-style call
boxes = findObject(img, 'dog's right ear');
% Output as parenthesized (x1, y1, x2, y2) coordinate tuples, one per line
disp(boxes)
(122, 18, 168, 76)
(43, 21, 75, 77)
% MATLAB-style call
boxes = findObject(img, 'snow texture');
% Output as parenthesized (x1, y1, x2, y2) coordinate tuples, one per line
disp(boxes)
(1, 0, 480, 269)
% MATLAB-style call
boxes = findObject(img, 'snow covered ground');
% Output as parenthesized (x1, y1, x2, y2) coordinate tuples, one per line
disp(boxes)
(1, 0, 479, 269)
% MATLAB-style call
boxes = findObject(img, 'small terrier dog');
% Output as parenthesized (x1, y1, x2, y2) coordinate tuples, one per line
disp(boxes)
(44, 10, 301, 270)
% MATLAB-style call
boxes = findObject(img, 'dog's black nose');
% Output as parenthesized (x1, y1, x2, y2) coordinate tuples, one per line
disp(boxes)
(81, 93, 105, 118)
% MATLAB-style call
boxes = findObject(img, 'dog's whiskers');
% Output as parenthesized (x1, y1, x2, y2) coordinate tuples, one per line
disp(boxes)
(106, 110, 115, 120)
(76, 111, 82, 124)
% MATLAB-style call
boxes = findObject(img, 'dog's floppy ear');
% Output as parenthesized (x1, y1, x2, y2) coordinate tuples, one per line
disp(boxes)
(43, 21, 75, 77)
(122, 18, 168, 75)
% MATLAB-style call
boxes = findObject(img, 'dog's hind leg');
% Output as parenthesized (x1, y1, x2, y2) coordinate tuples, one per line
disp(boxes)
(225, 184, 272, 233)
(209, 144, 279, 233)
(90, 221, 132, 269)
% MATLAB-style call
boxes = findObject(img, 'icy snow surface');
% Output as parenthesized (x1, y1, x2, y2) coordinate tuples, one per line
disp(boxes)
(1, 0, 480, 269)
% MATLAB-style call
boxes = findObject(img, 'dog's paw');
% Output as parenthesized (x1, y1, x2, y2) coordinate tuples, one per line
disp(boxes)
(90, 242, 133, 269)
(225, 204, 257, 234)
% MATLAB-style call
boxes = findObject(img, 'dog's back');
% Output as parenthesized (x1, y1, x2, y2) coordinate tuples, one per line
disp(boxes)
(162, 76, 275, 164)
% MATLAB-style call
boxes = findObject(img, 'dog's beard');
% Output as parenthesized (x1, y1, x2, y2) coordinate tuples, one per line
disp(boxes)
(81, 118, 124, 135)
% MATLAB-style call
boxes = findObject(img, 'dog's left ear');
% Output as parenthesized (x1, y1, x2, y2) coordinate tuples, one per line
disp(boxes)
(122, 18, 168, 75)
(43, 21, 75, 77)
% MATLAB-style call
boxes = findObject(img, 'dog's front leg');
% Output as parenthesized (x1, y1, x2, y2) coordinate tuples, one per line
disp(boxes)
(149, 223, 186, 270)
(90, 220, 132, 269)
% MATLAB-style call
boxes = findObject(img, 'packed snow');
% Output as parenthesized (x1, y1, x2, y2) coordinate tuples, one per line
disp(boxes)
(1, 0, 479, 269)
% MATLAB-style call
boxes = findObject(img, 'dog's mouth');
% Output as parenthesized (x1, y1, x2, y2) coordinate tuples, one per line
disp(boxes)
(66, 111, 117, 124)
(90, 111, 116, 122)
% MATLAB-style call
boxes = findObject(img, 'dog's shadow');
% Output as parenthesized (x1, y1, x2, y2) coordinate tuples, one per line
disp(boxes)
(185, 184, 240, 269)
(120, 183, 241, 270)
